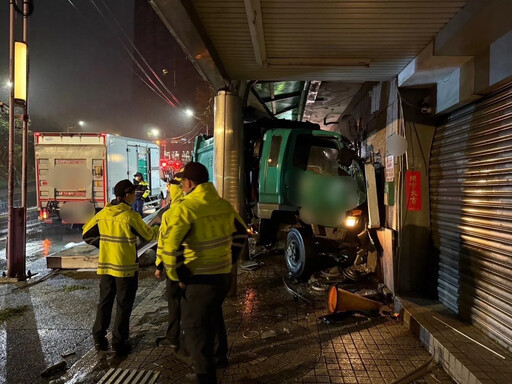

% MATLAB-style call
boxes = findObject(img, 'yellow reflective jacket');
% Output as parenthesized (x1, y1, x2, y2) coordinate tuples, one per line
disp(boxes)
(157, 182, 248, 281)
(169, 183, 183, 203)
(158, 183, 184, 268)
(135, 180, 150, 199)
(82, 201, 159, 277)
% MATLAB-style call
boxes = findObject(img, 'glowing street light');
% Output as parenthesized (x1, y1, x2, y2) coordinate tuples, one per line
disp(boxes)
(147, 127, 160, 138)
(78, 120, 85, 127)
(185, 108, 194, 117)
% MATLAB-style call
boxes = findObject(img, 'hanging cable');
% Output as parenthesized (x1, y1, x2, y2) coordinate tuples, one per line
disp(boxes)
(169, 122, 204, 141)
(64, 0, 176, 107)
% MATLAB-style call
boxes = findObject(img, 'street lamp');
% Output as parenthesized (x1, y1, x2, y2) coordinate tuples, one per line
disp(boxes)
(183, 107, 210, 135)
(147, 127, 160, 139)
(78, 120, 85, 127)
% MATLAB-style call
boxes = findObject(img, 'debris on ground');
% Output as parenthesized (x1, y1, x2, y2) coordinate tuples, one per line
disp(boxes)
(260, 329, 277, 339)
(282, 276, 313, 305)
(318, 311, 374, 325)
(60, 350, 76, 358)
(41, 360, 67, 378)
(240, 261, 263, 271)
(242, 330, 259, 339)
(353, 288, 380, 300)
(342, 265, 371, 282)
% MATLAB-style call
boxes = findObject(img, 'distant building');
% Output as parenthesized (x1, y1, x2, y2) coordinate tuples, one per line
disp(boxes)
(132, 0, 211, 153)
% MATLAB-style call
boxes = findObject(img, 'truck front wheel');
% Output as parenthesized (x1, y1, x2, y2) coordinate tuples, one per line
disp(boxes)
(285, 228, 313, 278)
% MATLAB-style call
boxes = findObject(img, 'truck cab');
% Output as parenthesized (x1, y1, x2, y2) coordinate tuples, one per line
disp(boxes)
(253, 127, 367, 277)
(193, 119, 368, 278)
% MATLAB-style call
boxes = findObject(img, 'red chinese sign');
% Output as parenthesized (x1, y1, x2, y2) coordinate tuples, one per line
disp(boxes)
(406, 171, 422, 211)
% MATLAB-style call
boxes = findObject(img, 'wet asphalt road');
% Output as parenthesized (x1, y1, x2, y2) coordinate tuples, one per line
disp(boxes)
(0, 220, 160, 384)
(0, 220, 84, 274)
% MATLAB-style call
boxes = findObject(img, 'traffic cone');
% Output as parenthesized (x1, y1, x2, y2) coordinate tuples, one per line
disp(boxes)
(327, 285, 382, 314)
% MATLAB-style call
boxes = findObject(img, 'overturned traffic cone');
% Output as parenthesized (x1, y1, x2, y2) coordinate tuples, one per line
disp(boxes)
(327, 285, 382, 314)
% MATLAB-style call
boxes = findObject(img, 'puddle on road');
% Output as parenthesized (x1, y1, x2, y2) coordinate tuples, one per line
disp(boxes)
(0, 224, 83, 270)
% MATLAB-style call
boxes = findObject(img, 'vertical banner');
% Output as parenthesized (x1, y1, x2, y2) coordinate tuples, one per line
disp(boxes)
(406, 171, 422, 211)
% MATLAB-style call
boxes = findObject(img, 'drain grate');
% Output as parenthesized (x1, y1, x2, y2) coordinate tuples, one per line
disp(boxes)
(98, 368, 160, 384)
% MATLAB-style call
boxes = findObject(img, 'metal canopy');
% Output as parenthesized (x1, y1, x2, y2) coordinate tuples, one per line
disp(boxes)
(252, 81, 307, 120)
(150, 0, 468, 87)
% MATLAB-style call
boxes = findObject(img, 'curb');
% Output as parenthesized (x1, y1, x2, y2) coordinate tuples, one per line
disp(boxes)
(395, 297, 469, 383)
(394, 297, 510, 384)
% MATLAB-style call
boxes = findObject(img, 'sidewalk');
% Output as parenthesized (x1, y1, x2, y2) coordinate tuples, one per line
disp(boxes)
(56, 255, 453, 384)
(397, 297, 512, 384)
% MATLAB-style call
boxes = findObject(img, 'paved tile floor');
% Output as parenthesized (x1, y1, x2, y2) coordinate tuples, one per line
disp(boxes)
(57, 254, 453, 384)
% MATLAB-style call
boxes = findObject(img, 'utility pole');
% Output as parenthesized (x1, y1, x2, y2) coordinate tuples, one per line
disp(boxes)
(7, 0, 31, 280)
(22, 0, 30, 209)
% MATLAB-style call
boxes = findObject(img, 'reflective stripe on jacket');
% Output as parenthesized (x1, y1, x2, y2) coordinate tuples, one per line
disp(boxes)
(82, 201, 159, 277)
(157, 182, 248, 281)
(135, 180, 150, 200)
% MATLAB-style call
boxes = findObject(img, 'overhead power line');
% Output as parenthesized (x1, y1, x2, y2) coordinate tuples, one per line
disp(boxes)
(64, 0, 181, 108)
(89, 0, 180, 107)
(95, 0, 181, 106)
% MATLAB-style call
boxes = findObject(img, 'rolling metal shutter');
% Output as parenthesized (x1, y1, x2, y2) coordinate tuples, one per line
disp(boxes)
(430, 83, 512, 351)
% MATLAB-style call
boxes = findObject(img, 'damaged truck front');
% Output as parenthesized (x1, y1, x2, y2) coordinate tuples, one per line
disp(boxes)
(194, 119, 370, 278)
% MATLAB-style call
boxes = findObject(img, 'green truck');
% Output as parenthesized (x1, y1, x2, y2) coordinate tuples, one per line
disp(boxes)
(193, 119, 368, 278)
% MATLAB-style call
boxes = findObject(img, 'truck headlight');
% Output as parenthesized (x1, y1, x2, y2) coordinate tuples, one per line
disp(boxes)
(344, 216, 357, 228)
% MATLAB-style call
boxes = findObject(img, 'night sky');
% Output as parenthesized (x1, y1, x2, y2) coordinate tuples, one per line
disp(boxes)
(0, 0, 209, 139)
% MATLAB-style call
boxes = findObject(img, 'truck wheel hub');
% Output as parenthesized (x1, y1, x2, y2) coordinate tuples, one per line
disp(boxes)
(287, 242, 299, 262)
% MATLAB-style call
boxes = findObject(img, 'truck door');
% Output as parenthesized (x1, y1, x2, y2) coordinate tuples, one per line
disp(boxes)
(259, 134, 283, 204)
(149, 146, 160, 196)
(127, 146, 138, 179)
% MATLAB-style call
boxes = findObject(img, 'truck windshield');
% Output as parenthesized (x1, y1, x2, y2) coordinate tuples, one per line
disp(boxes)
(293, 135, 343, 177)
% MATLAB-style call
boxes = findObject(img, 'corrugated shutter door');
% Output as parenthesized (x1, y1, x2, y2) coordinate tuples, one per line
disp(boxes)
(430, 84, 512, 351)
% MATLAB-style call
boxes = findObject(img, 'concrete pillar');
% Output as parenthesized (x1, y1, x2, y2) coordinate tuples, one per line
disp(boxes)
(213, 90, 244, 295)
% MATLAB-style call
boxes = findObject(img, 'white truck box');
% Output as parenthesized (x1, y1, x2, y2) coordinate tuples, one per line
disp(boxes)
(34, 132, 165, 224)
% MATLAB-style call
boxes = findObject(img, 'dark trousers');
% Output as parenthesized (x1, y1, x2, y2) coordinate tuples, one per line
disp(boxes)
(165, 278, 181, 344)
(132, 199, 144, 215)
(181, 274, 231, 384)
(92, 274, 138, 346)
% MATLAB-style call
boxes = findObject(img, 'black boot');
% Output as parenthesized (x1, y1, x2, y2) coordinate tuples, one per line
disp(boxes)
(94, 337, 108, 351)
(155, 337, 179, 349)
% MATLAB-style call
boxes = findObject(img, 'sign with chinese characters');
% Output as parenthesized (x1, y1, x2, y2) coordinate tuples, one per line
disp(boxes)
(385, 155, 394, 182)
(406, 171, 422, 211)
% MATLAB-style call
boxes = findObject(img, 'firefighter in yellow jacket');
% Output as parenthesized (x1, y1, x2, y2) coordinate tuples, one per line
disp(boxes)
(154, 169, 184, 348)
(132, 172, 150, 215)
(83, 179, 159, 356)
(157, 162, 247, 384)
(164, 167, 184, 206)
